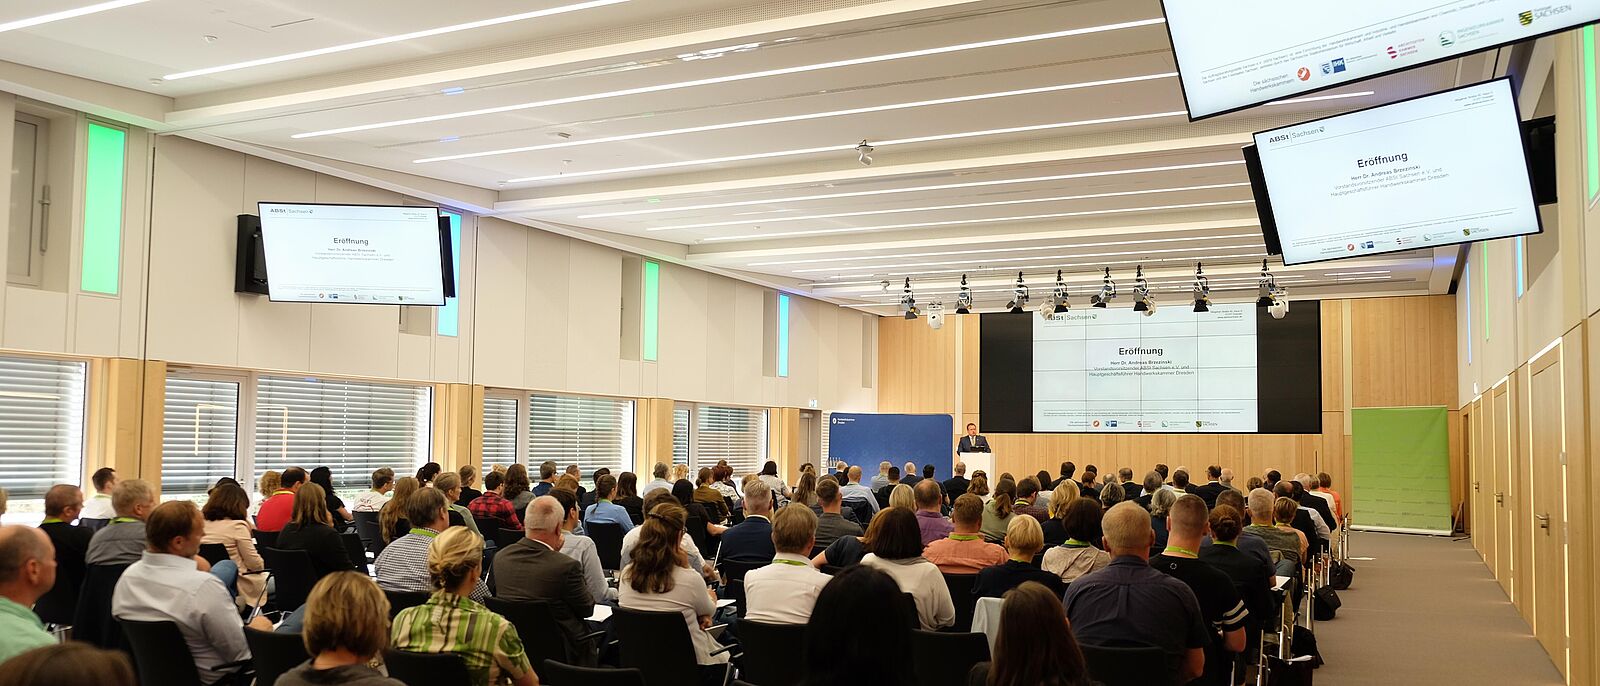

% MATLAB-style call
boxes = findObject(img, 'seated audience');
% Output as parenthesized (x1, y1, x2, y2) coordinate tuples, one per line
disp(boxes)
(695, 468, 733, 520)
(201, 482, 268, 607)
(744, 504, 829, 624)
(85, 479, 156, 566)
(583, 474, 634, 533)
(811, 478, 863, 551)
(913, 480, 953, 546)
(1064, 501, 1207, 684)
(352, 468, 394, 513)
(35, 485, 93, 624)
(1315, 472, 1343, 522)
(613, 472, 646, 524)
(492, 496, 595, 665)
(799, 565, 915, 686)
(924, 494, 1007, 574)
(1202, 490, 1272, 567)
(81, 468, 118, 521)
(378, 477, 420, 544)
(717, 480, 775, 564)
(1152, 495, 1248, 686)
(757, 461, 792, 501)
(621, 491, 711, 577)
(839, 466, 882, 515)
(0, 526, 59, 663)
(968, 581, 1094, 686)
(457, 465, 483, 509)
(432, 472, 480, 537)
(871, 462, 892, 491)
(277, 571, 404, 686)
(1135, 471, 1163, 510)
(1150, 487, 1178, 555)
(1173, 469, 1196, 496)
(980, 477, 1018, 543)
(966, 474, 992, 503)
(1274, 481, 1327, 548)
(549, 489, 614, 604)
(1195, 466, 1227, 508)
(1041, 481, 1081, 547)
(673, 480, 728, 539)
(469, 470, 522, 532)
(942, 462, 970, 507)
(975, 515, 1065, 598)
(309, 467, 352, 529)
(1199, 504, 1274, 662)
(1098, 482, 1125, 513)
(1033, 471, 1056, 513)
(251, 471, 279, 519)
(277, 482, 356, 581)
(618, 502, 730, 669)
(861, 507, 955, 630)
(391, 528, 535, 686)
(0, 643, 134, 686)
(888, 483, 915, 511)
(901, 462, 922, 488)
(414, 462, 443, 488)
(256, 466, 307, 532)
(641, 463, 674, 498)
(112, 502, 272, 684)
(375, 488, 488, 601)
(1014, 477, 1049, 523)
(874, 467, 902, 508)
(1043, 497, 1111, 584)
(562, 465, 588, 506)
(504, 464, 535, 514)
(1078, 466, 1101, 501)
(1245, 490, 1304, 576)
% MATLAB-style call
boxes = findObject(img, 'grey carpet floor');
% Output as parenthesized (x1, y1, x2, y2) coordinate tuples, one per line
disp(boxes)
(1311, 531, 1564, 685)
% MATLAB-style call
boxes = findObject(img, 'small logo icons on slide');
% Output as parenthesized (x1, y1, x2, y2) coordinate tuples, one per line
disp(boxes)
(1196, 421, 1205, 428)
(1519, 10, 1535, 25)
(1347, 243, 1356, 251)
(1386, 45, 1399, 58)
(1106, 420, 1119, 428)
(1320, 58, 1346, 75)
(1362, 241, 1375, 249)
(1296, 67, 1312, 81)
(1439, 31, 1455, 46)
(1092, 420, 1101, 428)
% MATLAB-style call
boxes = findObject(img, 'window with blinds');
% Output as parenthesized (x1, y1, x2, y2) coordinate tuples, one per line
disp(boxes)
(529, 394, 633, 488)
(672, 407, 689, 467)
(0, 356, 86, 507)
(254, 376, 432, 499)
(695, 406, 766, 478)
(483, 396, 519, 468)
(161, 378, 239, 500)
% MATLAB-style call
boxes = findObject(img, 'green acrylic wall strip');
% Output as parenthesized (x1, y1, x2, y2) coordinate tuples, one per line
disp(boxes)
(82, 122, 126, 295)
(1481, 244, 1489, 341)
(643, 260, 659, 361)
(1587, 25, 1599, 201)
(777, 293, 790, 377)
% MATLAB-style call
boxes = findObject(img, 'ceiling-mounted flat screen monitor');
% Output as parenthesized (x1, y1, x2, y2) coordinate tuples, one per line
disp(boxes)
(1162, 0, 1600, 119)
(258, 203, 447, 305)
(1248, 78, 1541, 266)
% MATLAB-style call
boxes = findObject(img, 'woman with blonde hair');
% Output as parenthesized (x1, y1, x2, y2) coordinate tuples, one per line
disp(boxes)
(278, 482, 356, 580)
(1149, 487, 1178, 555)
(277, 572, 403, 686)
(790, 471, 819, 509)
(618, 501, 729, 668)
(379, 477, 420, 544)
(391, 528, 536, 686)
(1040, 481, 1081, 547)
(432, 472, 480, 537)
(672, 463, 691, 483)
(250, 470, 281, 518)
(888, 483, 915, 511)
(974, 515, 1065, 598)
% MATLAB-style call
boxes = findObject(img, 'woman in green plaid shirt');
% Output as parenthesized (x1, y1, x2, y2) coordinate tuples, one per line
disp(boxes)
(389, 527, 537, 686)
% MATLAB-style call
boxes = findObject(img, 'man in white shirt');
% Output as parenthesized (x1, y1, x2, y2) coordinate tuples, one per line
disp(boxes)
(80, 467, 117, 520)
(641, 462, 674, 498)
(744, 504, 829, 625)
(838, 466, 881, 515)
(870, 462, 891, 491)
(351, 467, 394, 513)
(112, 500, 272, 684)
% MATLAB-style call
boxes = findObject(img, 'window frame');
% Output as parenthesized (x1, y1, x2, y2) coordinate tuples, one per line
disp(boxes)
(159, 369, 247, 502)
(680, 402, 769, 475)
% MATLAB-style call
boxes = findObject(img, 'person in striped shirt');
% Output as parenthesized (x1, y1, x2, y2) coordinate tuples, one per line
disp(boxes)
(389, 527, 535, 686)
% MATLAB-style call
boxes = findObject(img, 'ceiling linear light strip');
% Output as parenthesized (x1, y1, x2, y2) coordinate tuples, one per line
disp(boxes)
(580, 160, 1246, 219)
(164, 0, 630, 80)
(651, 181, 1247, 231)
(0, 0, 148, 33)
(792, 242, 1265, 274)
(509, 109, 1190, 184)
(414, 72, 1179, 164)
(1266, 91, 1376, 105)
(702, 199, 1253, 242)
(293, 16, 1168, 139)
(746, 231, 1264, 267)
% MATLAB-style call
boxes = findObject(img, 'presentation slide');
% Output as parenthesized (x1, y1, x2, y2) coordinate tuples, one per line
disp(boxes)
(1032, 304, 1257, 433)
(1253, 79, 1539, 266)
(1163, 0, 1600, 118)
(259, 203, 446, 305)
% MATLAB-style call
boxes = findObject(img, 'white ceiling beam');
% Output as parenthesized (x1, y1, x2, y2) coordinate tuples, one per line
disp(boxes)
(0, 58, 171, 130)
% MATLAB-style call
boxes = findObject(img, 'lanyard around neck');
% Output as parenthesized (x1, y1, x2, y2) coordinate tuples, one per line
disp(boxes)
(111, 516, 139, 524)
(409, 528, 438, 538)
(1065, 538, 1092, 548)
(770, 558, 807, 567)
(1163, 545, 1199, 558)
(948, 533, 981, 541)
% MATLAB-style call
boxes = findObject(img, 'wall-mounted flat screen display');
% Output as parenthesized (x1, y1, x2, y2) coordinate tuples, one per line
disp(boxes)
(258, 203, 447, 305)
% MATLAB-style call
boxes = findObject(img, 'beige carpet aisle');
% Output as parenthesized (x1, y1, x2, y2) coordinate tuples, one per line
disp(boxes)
(1310, 531, 1564, 685)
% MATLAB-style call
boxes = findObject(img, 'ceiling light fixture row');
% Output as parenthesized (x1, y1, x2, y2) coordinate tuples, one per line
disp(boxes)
(896, 262, 1300, 319)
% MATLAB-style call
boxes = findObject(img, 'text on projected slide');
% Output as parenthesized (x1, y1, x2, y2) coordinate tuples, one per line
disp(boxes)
(1032, 304, 1257, 433)
(259, 203, 446, 305)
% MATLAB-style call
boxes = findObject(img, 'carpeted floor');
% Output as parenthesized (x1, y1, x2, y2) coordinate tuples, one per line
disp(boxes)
(1311, 531, 1564, 685)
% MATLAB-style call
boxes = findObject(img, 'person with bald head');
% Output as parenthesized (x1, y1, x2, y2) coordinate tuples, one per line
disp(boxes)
(491, 495, 595, 666)
(0, 525, 57, 664)
(838, 465, 880, 515)
(34, 484, 92, 625)
(1063, 501, 1207, 684)
(1152, 494, 1248, 684)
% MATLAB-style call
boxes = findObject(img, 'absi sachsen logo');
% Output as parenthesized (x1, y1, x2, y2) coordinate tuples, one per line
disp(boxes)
(1296, 66, 1311, 80)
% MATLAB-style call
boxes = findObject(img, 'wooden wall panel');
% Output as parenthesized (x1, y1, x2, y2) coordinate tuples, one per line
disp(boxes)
(1322, 302, 1346, 411)
(1351, 296, 1457, 408)
(876, 316, 956, 414)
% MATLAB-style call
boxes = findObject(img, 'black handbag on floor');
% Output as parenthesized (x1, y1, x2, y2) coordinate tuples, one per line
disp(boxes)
(1312, 586, 1341, 621)
(1329, 561, 1354, 590)
(1267, 656, 1316, 686)
(1291, 625, 1324, 667)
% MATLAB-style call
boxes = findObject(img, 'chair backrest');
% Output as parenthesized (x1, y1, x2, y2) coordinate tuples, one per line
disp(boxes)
(384, 649, 471, 686)
(911, 630, 991, 686)
(474, 517, 502, 540)
(587, 522, 624, 571)
(447, 509, 466, 529)
(253, 528, 279, 549)
(847, 499, 875, 525)
(943, 573, 980, 632)
(685, 515, 715, 560)
(339, 531, 370, 574)
(353, 511, 382, 552)
(716, 559, 765, 584)
(385, 590, 432, 620)
(119, 618, 203, 686)
(73, 563, 130, 649)
(259, 547, 317, 611)
(726, 579, 747, 618)
(735, 619, 807, 686)
(245, 627, 310, 686)
(540, 659, 646, 686)
(484, 597, 575, 669)
(495, 527, 525, 549)
(78, 517, 110, 531)
(197, 542, 231, 566)
(611, 606, 704, 686)
(1079, 642, 1179, 686)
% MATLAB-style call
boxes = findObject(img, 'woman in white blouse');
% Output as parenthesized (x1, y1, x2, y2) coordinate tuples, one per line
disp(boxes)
(859, 507, 954, 631)
(618, 501, 728, 666)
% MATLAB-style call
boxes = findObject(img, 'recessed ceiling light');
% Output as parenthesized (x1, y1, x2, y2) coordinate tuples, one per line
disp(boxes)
(412, 72, 1178, 164)
(579, 160, 1245, 219)
(701, 200, 1254, 242)
(163, 0, 631, 81)
(1267, 91, 1376, 105)
(440, 86, 467, 96)
(746, 232, 1262, 267)
(651, 182, 1248, 231)
(0, 0, 149, 34)
(504, 110, 1189, 183)
(292, 17, 1167, 139)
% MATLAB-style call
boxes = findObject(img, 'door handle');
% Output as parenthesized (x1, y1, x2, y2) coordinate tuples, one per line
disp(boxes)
(1494, 492, 1504, 505)
(1472, 481, 1480, 492)
(1535, 513, 1550, 530)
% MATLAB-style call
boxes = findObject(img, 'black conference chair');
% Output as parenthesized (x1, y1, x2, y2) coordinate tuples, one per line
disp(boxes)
(353, 511, 382, 552)
(447, 509, 466, 529)
(73, 563, 130, 649)
(485, 597, 605, 669)
(1079, 642, 1179, 686)
(78, 517, 110, 531)
(587, 522, 624, 571)
(197, 542, 231, 567)
(942, 574, 979, 632)
(613, 606, 735, 686)
(911, 630, 991, 686)
(253, 529, 279, 550)
(259, 547, 317, 612)
(474, 517, 504, 541)
(385, 590, 431, 620)
(120, 618, 207, 686)
(384, 649, 471, 686)
(495, 527, 525, 548)
(340, 531, 370, 575)
(245, 627, 310, 686)
(540, 660, 646, 686)
(686, 515, 717, 560)
(846, 499, 875, 525)
(734, 619, 806, 686)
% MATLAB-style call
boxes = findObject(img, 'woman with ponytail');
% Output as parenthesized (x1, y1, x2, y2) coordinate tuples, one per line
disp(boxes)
(980, 476, 1019, 544)
(618, 501, 730, 668)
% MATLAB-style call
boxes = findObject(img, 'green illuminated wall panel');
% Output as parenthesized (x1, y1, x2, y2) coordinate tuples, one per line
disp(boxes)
(82, 122, 126, 295)
(1586, 25, 1599, 201)
(643, 261, 659, 362)
(777, 294, 790, 377)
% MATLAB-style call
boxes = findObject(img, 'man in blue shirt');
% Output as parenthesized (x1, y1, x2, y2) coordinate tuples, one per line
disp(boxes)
(582, 474, 634, 533)
(531, 461, 558, 497)
(716, 481, 775, 564)
(838, 466, 881, 515)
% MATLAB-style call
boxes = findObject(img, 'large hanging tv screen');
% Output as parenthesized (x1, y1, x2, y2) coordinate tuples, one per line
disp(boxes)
(258, 203, 447, 305)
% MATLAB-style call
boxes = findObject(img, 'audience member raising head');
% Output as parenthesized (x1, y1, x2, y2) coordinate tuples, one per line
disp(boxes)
(0, 643, 134, 686)
(391, 527, 534, 686)
(376, 487, 489, 602)
(861, 507, 954, 630)
(976, 581, 1094, 686)
(278, 571, 403, 686)
(800, 565, 915, 686)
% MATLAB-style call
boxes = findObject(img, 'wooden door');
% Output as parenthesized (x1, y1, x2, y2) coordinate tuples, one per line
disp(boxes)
(1529, 352, 1567, 672)
(1492, 383, 1513, 594)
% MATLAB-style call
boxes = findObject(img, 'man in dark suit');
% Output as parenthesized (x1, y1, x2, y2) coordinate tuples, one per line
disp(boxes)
(34, 484, 94, 625)
(956, 423, 990, 453)
(942, 463, 970, 507)
(1292, 475, 1336, 544)
(717, 481, 775, 564)
(900, 462, 922, 488)
(491, 496, 596, 664)
(1193, 465, 1228, 508)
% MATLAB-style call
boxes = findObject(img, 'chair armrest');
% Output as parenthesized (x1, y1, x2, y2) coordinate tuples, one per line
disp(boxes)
(579, 630, 607, 644)
(708, 644, 741, 658)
